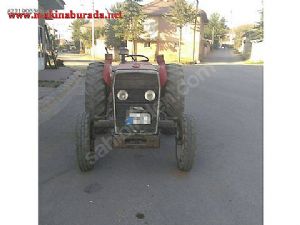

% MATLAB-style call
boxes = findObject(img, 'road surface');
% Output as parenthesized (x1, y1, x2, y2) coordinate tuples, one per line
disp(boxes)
(39, 49, 263, 225)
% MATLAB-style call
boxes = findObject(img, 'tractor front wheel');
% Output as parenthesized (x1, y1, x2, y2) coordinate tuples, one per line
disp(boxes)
(175, 114, 196, 171)
(76, 112, 95, 172)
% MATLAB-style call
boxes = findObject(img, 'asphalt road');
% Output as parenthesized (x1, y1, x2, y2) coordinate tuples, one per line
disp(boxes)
(39, 50, 263, 225)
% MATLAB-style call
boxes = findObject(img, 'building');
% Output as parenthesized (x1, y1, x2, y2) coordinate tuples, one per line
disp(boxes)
(81, 0, 208, 62)
(129, 0, 209, 62)
(222, 30, 236, 46)
(38, 0, 65, 70)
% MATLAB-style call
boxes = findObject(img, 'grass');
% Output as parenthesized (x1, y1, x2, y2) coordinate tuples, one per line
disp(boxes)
(244, 60, 264, 65)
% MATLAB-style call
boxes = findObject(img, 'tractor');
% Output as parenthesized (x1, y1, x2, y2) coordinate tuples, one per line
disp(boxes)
(76, 47, 196, 172)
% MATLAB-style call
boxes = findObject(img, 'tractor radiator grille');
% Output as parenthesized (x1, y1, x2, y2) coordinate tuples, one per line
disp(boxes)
(113, 71, 160, 134)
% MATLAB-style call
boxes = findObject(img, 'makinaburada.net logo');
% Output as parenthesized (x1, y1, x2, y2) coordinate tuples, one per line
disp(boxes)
(7, 9, 122, 19)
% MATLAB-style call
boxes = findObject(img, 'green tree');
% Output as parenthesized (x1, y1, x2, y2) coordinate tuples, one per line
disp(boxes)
(80, 25, 104, 49)
(232, 8, 263, 50)
(121, 0, 146, 54)
(204, 12, 228, 47)
(253, 8, 263, 40)
(104, 0, 145, 55)
(104, 3, 124, 58)
(70, 19, 88, 49)
(233, 24, 255, 49)
(166, 0, 196, 62)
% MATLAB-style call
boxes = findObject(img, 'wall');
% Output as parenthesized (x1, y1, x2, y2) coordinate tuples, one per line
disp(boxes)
(250, 42, 263, 62)
(239, 37, 263, 62)
(84, 39, 109, 60)
(94, 39, 107, 59)
(239, 37, 252, 60)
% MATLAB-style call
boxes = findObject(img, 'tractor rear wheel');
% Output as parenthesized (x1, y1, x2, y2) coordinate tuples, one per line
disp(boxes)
(160, 64, 185, 134)
(176, 114, 196, 171)
(85, 62, 108, 119)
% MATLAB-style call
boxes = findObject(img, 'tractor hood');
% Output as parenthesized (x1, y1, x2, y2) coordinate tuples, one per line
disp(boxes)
(116, 62, 158, 71)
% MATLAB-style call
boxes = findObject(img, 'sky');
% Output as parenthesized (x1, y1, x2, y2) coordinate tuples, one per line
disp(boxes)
(47, 0, 263, 40)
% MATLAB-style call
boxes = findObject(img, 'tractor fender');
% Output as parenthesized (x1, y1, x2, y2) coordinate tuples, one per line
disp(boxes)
(156, 55, 167, 87)
(103, 54, 113, 86)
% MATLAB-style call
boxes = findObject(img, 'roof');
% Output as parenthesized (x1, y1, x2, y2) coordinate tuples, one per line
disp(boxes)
(143, 0, 174, 16)
(143, 0, 208, 24)
(83, 19, 106, 28)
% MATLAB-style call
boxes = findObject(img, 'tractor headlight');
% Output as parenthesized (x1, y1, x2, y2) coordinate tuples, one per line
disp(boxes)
(117, 90, 128, 101)
(145, 90, 156, 101)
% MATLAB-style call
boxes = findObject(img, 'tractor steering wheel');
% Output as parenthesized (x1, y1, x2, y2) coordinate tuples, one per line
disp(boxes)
(126, 54, 149, 62)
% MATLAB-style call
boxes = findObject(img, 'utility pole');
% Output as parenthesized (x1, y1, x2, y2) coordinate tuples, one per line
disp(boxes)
(192, 0, 199, 62)
(91, 0, 95, 59)
(212, 26, 215, 47)
(230, 9, 233, 29)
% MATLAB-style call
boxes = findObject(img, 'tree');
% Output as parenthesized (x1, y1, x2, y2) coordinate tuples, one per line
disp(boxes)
(233, 24, 255, 49)
(104, 3, 124, 58)
(204, 12, 228, 47)
(253, 8, 263, 40)
(71, 18, 105, 52)
(192, 0, 199, 62)
(232, 7, 263, 51)
(166, 0, 196, 62)
(121, 0, 146, 54)
(80, 26, 104, 49)
(104, 0, 145, 55)
(70, 19, 88, 49)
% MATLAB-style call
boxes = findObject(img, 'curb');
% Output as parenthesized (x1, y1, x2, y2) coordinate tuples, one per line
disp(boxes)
(39, 70, 82, 112)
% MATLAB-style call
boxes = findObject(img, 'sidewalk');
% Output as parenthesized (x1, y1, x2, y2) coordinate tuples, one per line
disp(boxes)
(39, 66, 75, 81)
(39, 67, 76, 100)
(57, 53, 104, 67)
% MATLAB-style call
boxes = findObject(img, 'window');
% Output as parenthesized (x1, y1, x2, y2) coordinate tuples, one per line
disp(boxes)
(144, 42, 151, 47)
(144, 19, 157, 33)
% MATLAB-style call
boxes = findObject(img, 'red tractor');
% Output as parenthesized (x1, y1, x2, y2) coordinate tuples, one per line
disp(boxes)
(76, 47, 196, 172)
